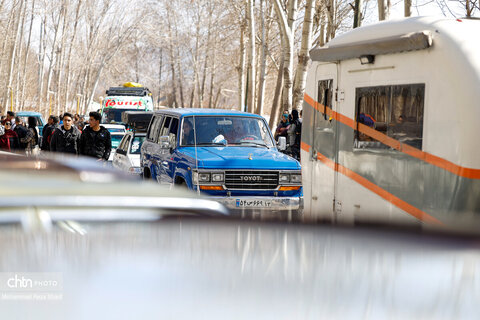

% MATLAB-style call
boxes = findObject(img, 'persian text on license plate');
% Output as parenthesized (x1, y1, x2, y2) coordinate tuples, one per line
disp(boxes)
(236, 199, 272, 208)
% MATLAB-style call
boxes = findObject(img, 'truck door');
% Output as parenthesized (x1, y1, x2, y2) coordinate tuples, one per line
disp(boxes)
(309, 64, 339, 221)
(155, 116, 173, 185)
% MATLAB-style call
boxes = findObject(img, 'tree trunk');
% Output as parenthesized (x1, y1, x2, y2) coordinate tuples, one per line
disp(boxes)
(176, 48, 185, 108)
(272, 0, 296, 113)
(158, 48, 162, 107)
(255, 0, 266, 116)
(166, 11, 178, 108)
(15, 0, 28, 110)
(404, 0, 411, 17)
(269, 52, 284, 130)
(4, 0, 24, 114)
(20, 0, 35, 111)
(55, 1, 69, 115)
(45, 5, 63, 110)
(64, 0, 82, 114)
(326, 0, 334, 41)
(353, 0, 363, 28)
(189, 12, 201, 109)
(38, 17, 47, 113)
(292, 0, 315, 111)
(378, 0, 385, 20)
(0, 2, 16, 108)
(246, 0, 256, 114)
(208, 33, 217, 109)
(199, 3, 213, 108)
(237, 23, 246, 111)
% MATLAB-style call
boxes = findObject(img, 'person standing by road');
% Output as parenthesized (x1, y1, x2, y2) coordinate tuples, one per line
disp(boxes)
(41, 115, 60, 151)
(79, 111, 111, 161)
(275, 111, 290, 141)
(14, 117, 28, 150)
(21, 116, 40, 155)
(50, 113, 81, 155)
(74, 114, 85, 132)
(5, 111, 16, 130)
(0, 121, 19, 151)
(287, 109, 301, 160)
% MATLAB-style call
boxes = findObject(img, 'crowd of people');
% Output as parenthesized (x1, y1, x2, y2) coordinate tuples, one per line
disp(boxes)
(274, 109, 302, 160)
(0, 111, 111, 161)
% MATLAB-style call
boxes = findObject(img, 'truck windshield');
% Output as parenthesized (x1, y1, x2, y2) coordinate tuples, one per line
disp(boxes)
(102, 108, 139, 124)
(180, 116, 275, 148)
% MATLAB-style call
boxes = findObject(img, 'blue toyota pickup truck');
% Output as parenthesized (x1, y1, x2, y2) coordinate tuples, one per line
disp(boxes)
(141, 109, 302, 211)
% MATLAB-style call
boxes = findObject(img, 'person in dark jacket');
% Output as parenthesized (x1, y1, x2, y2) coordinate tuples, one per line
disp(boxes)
(50, 113, 81, 154)
(79, 111, 111, 161)
(14, 117, 28, 150)
(41, 115, 60, 151)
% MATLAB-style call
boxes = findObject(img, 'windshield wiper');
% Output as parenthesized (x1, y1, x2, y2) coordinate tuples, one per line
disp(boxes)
(196, 142, 227, 146)
(233, 141, 269, 148)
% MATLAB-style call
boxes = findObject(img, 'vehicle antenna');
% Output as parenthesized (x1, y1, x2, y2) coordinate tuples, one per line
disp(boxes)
(193, 115, 200, 196)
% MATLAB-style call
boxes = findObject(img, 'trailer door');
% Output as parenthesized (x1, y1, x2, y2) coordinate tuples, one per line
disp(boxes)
(309, 64, 338, 220)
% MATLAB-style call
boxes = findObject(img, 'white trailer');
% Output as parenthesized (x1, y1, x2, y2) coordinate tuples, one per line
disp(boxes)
(302, 17, 480, 227)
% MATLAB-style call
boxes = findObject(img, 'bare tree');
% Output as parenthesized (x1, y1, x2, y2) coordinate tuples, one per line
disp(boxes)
(255, 0, 267, 115)
(272, 0, 297, 113)
(292, 0, 315, 112)
(3, 0, 24, 114)
(246, 0, 256, 113)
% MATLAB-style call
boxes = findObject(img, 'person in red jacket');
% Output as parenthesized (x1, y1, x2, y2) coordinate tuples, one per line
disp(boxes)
(0, 121, 20, 151)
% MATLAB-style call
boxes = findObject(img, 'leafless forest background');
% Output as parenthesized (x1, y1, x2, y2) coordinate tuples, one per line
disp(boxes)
(0, 0, 477, 127)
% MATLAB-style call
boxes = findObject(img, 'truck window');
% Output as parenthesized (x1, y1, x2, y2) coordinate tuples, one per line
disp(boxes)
(354, 84, 425, 150)
(147, 115, 163, 142)
(169, 118, 179, 148)
(160, 117, 172, 138)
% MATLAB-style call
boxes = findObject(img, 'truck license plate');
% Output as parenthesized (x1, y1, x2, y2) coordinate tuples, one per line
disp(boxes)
(236, 199, 272, 208)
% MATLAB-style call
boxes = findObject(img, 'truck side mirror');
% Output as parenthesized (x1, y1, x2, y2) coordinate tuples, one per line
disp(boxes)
(159, 135, 171, 149)
(277, 136, 286, 151)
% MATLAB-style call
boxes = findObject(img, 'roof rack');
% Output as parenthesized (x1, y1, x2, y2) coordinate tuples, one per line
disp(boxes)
(106, 86, 151, 97)
(121, 111, 153, 131)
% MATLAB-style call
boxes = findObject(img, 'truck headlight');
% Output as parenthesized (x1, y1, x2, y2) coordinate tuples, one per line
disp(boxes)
(279, 173, 290, 183)
(212, 173, 224, 182)
(290, 174, 302, 183)
(193, 172, 210, 184)
(199, 173, 210, 182)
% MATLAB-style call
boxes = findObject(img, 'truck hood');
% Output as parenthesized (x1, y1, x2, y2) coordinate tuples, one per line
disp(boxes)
(180, 147, 300, 170)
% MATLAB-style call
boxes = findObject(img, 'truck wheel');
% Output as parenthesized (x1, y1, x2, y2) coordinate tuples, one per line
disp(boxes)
(174, 178, 188, 189)
(143, 168, 151, 180)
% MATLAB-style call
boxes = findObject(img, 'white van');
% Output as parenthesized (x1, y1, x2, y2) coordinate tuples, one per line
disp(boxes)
(302, 17, 480, 227)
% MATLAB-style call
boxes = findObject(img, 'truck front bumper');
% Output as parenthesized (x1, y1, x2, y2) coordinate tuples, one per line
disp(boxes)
(209, 196, 303, 211)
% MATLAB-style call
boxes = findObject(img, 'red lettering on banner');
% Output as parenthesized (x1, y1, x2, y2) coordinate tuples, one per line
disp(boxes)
(106, 99, 116, 107)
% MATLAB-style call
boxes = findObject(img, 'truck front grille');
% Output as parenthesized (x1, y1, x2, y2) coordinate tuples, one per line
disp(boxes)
(225, 171, 279, 190)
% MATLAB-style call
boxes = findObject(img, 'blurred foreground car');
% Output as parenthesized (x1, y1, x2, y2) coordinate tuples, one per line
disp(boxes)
(0, 154, 479, 319)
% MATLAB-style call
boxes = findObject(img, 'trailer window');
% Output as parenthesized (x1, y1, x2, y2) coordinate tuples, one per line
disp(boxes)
(317, 80, 333, 118)
(354, 84, 425, 150)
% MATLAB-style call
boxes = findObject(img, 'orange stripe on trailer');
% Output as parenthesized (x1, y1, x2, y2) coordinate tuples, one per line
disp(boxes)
(301, 141, 311, 153)
(314, 149, 444, 226)
(303, 93, 480, 180)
